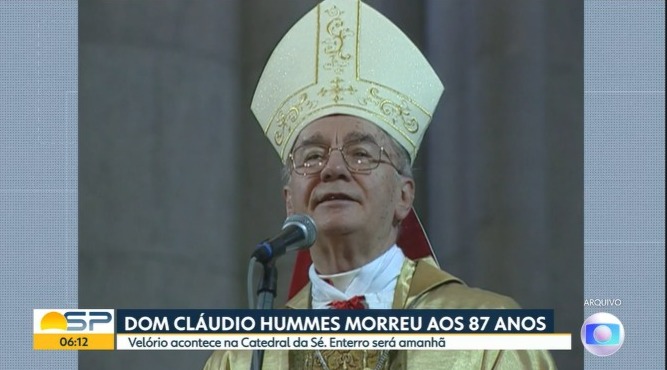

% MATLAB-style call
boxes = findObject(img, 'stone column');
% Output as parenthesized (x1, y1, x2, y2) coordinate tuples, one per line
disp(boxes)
(79, 1, 242, 369)
(423, 1, 583, 369)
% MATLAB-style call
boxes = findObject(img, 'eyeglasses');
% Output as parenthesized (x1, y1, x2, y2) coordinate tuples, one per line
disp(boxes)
(289, 140, 400, 176)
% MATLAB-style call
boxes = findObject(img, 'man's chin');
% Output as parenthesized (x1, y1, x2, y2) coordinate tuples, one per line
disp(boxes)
(312, 212, 360, 235)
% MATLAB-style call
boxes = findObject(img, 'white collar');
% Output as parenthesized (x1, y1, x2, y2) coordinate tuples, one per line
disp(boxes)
(317, 267, 361, 292)
(309, 245, 405, 309)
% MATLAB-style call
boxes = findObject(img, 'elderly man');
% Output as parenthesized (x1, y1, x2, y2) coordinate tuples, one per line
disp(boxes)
(205, 0, 557, 368)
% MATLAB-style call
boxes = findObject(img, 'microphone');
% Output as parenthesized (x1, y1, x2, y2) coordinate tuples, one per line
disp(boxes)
(251, 214, 317, 263)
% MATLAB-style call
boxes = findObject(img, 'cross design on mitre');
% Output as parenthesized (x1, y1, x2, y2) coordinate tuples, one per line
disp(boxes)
(318, 77, 357, 103)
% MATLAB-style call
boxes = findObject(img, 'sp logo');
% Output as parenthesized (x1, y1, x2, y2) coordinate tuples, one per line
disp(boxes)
(39, 310, 113, 332)
(64, 311, 112, 331)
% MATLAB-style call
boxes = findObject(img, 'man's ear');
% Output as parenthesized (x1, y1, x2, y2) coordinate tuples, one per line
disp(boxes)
(395, 176, 415, 224)
(283, 185, 294, 216)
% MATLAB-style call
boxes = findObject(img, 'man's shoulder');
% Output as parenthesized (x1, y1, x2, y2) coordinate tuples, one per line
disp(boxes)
(409, 258, 520, 309)
(421, 281, 520, 309)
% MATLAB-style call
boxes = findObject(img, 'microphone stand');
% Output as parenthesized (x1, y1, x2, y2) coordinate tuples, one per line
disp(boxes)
(250, 260, 277, 370)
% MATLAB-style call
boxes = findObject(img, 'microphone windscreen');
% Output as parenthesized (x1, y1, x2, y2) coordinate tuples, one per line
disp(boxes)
(283, 214, 317, 247)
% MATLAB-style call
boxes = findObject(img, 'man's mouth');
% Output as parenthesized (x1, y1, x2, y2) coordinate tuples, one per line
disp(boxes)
(317, 193, 356, 205)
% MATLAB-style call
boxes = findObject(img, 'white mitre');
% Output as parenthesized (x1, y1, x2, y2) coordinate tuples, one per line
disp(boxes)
(251, 0, 444, 163)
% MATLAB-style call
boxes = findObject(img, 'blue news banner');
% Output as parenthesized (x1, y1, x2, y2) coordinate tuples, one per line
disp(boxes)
(114, 309, 572, 351)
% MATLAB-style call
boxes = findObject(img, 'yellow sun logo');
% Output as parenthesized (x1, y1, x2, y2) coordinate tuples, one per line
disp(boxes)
(40, 311, 68, 330)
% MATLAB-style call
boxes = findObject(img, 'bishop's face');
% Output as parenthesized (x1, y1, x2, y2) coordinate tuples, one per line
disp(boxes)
(283, 115, 414, 243)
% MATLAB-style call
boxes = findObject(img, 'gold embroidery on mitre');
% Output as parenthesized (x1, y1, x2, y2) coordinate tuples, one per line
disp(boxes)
(322, 5, 354, 75)
(359, 87, 420, 133)
(270, 84, 424, 160)
(273, 93, 319, 147)
(319, 77, 358, 103)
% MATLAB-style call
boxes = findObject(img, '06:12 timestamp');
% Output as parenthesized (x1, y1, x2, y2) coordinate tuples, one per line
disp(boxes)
(59, 337, 88, 347)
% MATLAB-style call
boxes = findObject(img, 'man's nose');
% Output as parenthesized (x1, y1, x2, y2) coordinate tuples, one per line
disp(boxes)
(320, 149, 351, 181)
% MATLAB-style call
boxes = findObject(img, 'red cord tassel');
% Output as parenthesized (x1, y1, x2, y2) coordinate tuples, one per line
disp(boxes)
(328, 295, 368, 310)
